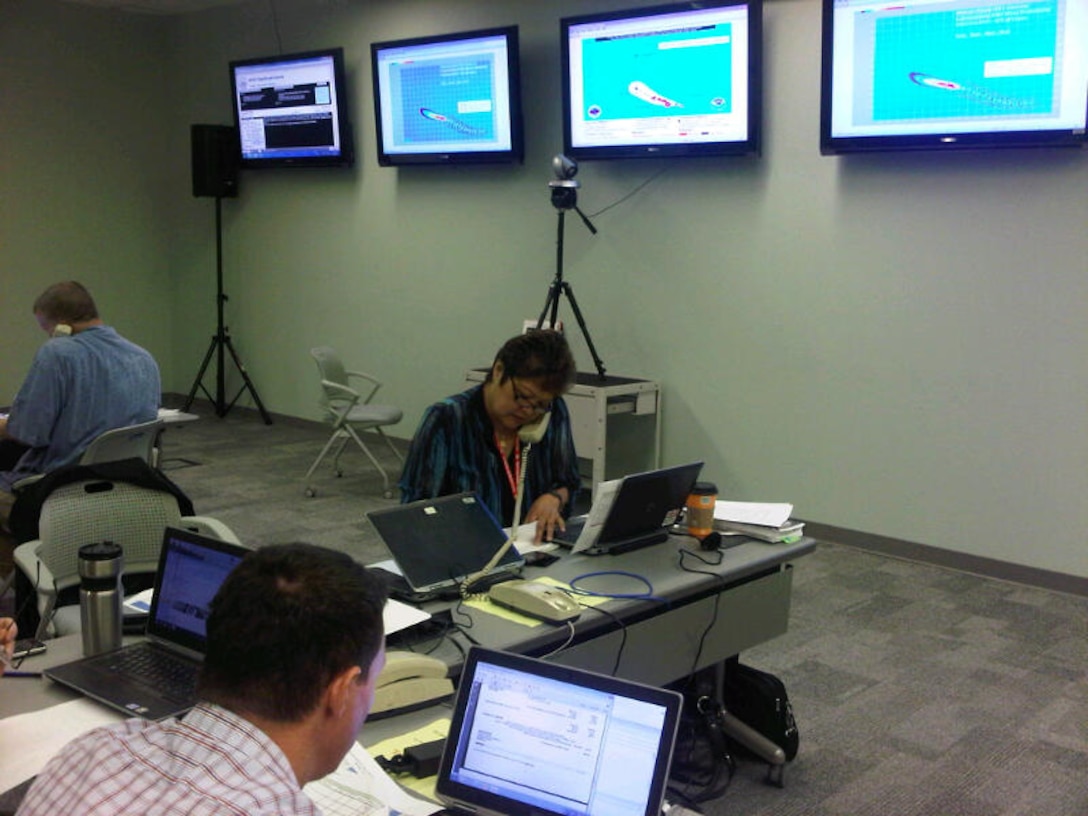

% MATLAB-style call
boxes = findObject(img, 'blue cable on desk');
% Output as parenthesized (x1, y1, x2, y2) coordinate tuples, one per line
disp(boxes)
(566, 570, 669, 605)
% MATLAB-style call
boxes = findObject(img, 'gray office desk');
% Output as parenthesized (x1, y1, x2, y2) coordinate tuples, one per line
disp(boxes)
(1, 536, 812, 809)
(408, 534, 816, 688)
(0, 634, 87, 720)
(2, 537, 814, 710)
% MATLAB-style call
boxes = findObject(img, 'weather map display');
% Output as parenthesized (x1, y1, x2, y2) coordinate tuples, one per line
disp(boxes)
(822, 0, 1088, 149)
(564, 2, 756, 155)
(579, 23, 735, 122)
(371, 28, 519, 163)
(391, 55, 498, 144)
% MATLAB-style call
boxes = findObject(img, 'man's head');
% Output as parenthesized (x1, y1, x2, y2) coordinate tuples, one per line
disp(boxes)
(198, 543, 387, 775)
(33, 281, 100, 335)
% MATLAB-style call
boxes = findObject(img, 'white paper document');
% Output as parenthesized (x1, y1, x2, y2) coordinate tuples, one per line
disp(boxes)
(121, 586, 429, 636)
(714, 500, 793, 528)
(124, 587, 154, 615)
(304, 741, 443, 816)
(502, 521, 559, 555)
(572, 477, 622, 554)
(384, 597, 431, 635)
(0, 698, 125, 788)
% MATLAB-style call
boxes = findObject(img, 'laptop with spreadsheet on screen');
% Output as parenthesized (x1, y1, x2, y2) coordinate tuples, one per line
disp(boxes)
(436, 646, 682, 816)
(44, 527, 249, 720)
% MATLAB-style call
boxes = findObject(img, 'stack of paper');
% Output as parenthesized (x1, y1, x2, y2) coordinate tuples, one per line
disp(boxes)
(713, 500, 804, 543)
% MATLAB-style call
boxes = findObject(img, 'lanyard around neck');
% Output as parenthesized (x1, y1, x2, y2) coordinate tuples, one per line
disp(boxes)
(494, 430, 521, 497)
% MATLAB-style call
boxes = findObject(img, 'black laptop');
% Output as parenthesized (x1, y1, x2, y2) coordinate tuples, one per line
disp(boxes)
(555, 462, 704, 555)
(44, 526, 249, 720)
(367, 493, 524, 599)
(436, 646, 683, 816)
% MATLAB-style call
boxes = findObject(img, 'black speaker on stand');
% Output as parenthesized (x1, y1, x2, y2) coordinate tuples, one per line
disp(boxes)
(184, 125, 272, 424)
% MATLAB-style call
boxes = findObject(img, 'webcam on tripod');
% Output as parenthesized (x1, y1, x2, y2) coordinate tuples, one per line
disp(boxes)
(548, 153, 580, 211)
(537, 152, 606, 379)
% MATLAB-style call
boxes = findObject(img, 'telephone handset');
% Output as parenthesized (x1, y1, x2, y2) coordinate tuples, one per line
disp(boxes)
(518, 411, 551, 444)
(52, 324, 72, 338)
(371, 650, 454, 718)
(462, 411, 552, 595)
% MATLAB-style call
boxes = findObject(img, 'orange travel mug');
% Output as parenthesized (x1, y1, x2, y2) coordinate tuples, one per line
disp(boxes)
(686, 481, 718, 540)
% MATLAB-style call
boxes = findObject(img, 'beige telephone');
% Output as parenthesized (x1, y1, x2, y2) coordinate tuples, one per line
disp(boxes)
(518, 410, 551, 444)
(371, 650, 453, 717)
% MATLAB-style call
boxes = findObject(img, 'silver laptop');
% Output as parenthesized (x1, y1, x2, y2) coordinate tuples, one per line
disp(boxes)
(436, 646, 683, 816)
(44, 526, 249, 720)
(555, 462, 704, 555)
(367, 493, 524, 596)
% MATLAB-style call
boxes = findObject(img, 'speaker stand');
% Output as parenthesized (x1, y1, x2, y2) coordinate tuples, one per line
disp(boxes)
(183, 196, 272, 424)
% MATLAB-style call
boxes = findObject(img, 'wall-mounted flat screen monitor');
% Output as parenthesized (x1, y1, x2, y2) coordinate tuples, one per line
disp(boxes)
(561, 1, 762, 160)
(370, 26, 523, 165)
(229, 47, 354, 168)
(821, 0, 1088, 153)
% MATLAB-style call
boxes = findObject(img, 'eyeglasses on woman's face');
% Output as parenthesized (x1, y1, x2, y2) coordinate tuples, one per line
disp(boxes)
(509, 378, 553, 415)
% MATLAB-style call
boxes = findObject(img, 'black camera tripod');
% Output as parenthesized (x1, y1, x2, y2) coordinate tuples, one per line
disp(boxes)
(537, 177, 607, 381)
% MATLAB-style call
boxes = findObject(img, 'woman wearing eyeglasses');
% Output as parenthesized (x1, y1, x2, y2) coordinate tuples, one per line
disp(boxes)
(398, 330, 580, 544)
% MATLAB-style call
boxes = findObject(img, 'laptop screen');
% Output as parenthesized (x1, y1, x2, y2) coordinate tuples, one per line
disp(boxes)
(437, 647, 682, 816)
(145, 527, 249, 656)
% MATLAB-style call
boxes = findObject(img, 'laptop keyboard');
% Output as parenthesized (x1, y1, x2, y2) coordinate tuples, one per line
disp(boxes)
(104, 644, 198, 702)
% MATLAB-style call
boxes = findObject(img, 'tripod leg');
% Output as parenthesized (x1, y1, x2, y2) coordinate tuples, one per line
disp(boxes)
(536, 282, 562, 329)
(222, 336, 273, 424)
(560, 282, 607, 379)
(183, 336, 219, 411)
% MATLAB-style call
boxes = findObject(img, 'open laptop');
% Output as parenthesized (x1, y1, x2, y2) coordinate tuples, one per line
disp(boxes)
(367, 493, 524, 600)
(44, 526, 249, 720)
(436, 646, 682, 816)
(555, 462, 704, 555)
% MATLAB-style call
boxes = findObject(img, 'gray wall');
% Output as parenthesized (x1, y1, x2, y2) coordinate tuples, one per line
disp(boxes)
(3, 0, 1086, 580)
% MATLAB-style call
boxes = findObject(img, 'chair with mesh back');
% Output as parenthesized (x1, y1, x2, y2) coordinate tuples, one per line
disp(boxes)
(7, 476, 239, 641)
(304, 346, 404, 498)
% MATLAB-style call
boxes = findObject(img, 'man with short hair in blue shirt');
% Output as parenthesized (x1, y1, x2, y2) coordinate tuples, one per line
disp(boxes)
(0, 281, 161, 537)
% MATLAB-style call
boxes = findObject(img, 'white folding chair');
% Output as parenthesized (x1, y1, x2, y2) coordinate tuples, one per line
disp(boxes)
(304, 346, 404, 498)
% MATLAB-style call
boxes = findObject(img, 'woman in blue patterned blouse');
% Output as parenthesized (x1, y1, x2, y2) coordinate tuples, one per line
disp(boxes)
(399, 330, 580, 543)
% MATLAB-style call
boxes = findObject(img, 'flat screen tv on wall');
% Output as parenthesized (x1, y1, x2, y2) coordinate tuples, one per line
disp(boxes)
(229, 47, 355, 168)
(370, 26, 524, 166)
(561, 0, 763, 160)
(820, 0, 1088, 154)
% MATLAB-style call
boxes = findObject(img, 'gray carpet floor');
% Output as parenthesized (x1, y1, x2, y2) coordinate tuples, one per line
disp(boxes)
(8, 401, 1088, 814)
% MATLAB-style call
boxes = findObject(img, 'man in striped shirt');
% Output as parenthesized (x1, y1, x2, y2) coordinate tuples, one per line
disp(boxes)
(17, 543, 388, 815)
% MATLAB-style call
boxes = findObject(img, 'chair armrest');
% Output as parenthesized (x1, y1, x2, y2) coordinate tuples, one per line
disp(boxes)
(177, 516, 243, 545)
(13, 540, 56, 594)
(12, 473, 44, 492)
(13, 540, 59, 639)
(345, 370, 383, 404)
(320, 379, 362, 403)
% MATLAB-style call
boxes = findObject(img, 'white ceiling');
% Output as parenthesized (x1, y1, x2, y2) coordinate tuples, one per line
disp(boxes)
(60, 0, 250, 13)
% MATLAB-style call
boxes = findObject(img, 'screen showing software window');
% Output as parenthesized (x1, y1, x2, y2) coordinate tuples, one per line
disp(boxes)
(232, 52, 346, 161)
(153, 539, 244, 639)
(447, 660, 669, 816)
